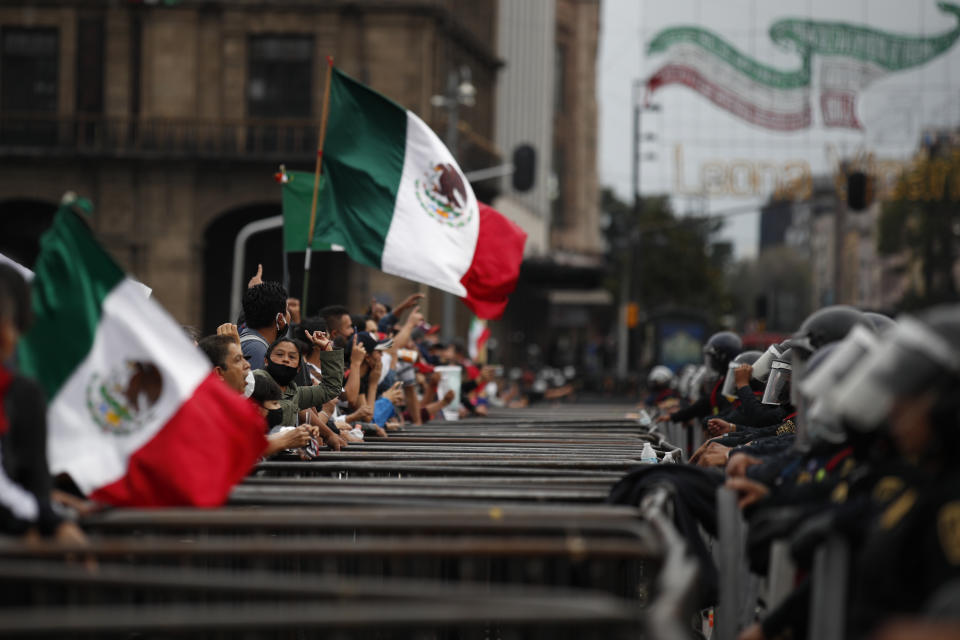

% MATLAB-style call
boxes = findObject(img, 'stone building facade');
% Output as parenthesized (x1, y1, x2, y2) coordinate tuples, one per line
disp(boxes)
(0, 0, 501, 331)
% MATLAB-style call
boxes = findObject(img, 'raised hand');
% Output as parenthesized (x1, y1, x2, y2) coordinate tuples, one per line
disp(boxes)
(404, 305, 424, 328)
(247, 264, 263, 288)
(305, 330, 334, 351)
(216, 323, 241, 346)
(397, 292, 425, 313)
(733, 364, 752, 389)
(350, 335, 367, 366)
(286, 297, 301, 324)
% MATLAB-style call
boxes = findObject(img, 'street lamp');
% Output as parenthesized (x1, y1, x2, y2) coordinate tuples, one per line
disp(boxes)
(616, 79, 661, 379)
(431, 66, 476, 342)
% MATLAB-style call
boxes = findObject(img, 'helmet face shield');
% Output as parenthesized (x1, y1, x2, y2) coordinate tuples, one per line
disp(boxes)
(806, 398, 847, 445)
(834, 317, 960, 432)
(799, 325, 878, 402)
(751, 344, 782, 383)
(720, 362, 739, 397)
(762, 360, 792, 405)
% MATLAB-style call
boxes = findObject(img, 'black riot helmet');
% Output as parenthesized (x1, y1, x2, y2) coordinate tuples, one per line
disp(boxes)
(790, 305, 867, 356)
(720, 350, 763, 397)
(703, 331, 743, 374)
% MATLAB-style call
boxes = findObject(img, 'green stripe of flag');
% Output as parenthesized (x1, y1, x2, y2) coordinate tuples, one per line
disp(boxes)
(294, 68, 407, 267)
(18, 206, 125, 400)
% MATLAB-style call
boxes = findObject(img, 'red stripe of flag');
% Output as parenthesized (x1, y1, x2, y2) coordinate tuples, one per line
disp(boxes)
(460, 203, 527, 320)
(90, 373, 267, 507)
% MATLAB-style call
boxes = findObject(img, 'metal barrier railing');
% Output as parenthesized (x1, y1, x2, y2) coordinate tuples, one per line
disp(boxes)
(0, 412, 699, 638)
(0, 559, 643, 639)
(639, 487, 700, 640)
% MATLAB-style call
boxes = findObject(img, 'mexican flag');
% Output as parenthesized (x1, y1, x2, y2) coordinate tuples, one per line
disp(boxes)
(17, 204, 266, 507)
(282, 67, 526, 320)
(468, 316, 491, 363)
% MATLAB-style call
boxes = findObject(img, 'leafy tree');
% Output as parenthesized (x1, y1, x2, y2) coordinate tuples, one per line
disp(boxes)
(601, 188, 731, 318)
(878, 149, 960, 309)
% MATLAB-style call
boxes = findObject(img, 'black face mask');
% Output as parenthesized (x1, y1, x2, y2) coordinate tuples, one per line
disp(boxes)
(266, 407, 284, 428)
(265, 360, 299, 386)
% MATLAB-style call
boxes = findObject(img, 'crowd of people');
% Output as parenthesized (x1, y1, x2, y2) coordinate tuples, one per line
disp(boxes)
(196, 265, 507, 458)
(0, 260, 510, 535)
(615, 304, 960, 639)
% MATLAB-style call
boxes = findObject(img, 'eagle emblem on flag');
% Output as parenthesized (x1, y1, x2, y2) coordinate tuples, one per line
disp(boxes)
(415, 162, 474, 228)
(86, 361, 164, 435)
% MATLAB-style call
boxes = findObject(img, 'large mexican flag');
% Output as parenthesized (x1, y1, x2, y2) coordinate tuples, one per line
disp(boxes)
(283, 67, 526, 320)
(18, 204, 266, 506)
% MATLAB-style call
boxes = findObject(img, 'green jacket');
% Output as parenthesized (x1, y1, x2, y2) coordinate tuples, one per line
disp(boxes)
(253, 349, 344, 426)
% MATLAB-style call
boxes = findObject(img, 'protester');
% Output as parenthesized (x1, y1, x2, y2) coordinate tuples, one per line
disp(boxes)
(240, 281, 291, 370)
(252, 331, 348, 448)
(0, 265, 87, 544)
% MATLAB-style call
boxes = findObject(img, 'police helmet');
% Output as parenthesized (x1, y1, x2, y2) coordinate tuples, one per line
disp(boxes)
(834, 305, 960, 437)
(703, 331, 743, 374)
(790, 305, 867, 356)
(720, 350, 763, 397)
(647, 365, 675, 391)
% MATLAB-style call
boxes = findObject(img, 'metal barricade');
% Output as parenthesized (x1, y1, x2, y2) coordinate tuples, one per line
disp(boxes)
(808, 534, 849, 640)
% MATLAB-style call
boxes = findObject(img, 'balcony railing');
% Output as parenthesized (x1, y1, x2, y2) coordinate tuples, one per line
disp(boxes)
(0, 112, 320, 161)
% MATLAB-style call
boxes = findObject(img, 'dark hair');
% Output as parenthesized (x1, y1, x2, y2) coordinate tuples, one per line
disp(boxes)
(250, 373, 282, 404)
(242, 282, 288, 330)
(182, 325, 202, 343)
(0, 264, 32, 332)
(293, 338, 312, 359)
(365, 300, 392, 315)
(301, 316, 328, 333)
(352, 314, 369, 328)
(319, 305, 350, 328)
(198, 335, 235, 369)
(266, 337, 300, 365)
(291, 317, 328, 349)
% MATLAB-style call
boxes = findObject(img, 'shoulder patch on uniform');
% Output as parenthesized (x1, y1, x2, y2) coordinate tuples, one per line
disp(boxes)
(873, 477, 905, 504)
(880, 489, 917, 530)
(831, 481, 849, 504)
(937, 501, 960, 564)
(776, 419, 796, 436)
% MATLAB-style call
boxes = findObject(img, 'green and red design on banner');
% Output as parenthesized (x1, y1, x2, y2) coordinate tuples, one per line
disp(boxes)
(647, 2, 960, 131)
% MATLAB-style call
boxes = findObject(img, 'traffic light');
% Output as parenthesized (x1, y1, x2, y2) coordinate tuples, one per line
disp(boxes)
(847, 171, 872, 211)
(512, 144, 536, 192)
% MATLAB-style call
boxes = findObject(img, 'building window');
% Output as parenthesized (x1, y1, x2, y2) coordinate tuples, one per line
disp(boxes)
(1, 27, 58, 112)
(75, 17, 104, 115)
(247, 35, 313, 118)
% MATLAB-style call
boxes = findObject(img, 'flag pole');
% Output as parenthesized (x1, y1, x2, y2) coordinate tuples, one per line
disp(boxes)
(301, 55, 334, 313)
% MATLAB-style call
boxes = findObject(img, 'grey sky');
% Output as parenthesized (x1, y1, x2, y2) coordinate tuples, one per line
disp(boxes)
(598, 0, 960, 258)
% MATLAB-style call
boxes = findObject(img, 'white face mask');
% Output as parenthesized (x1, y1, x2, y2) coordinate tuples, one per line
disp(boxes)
(242, 370, 256, 398)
